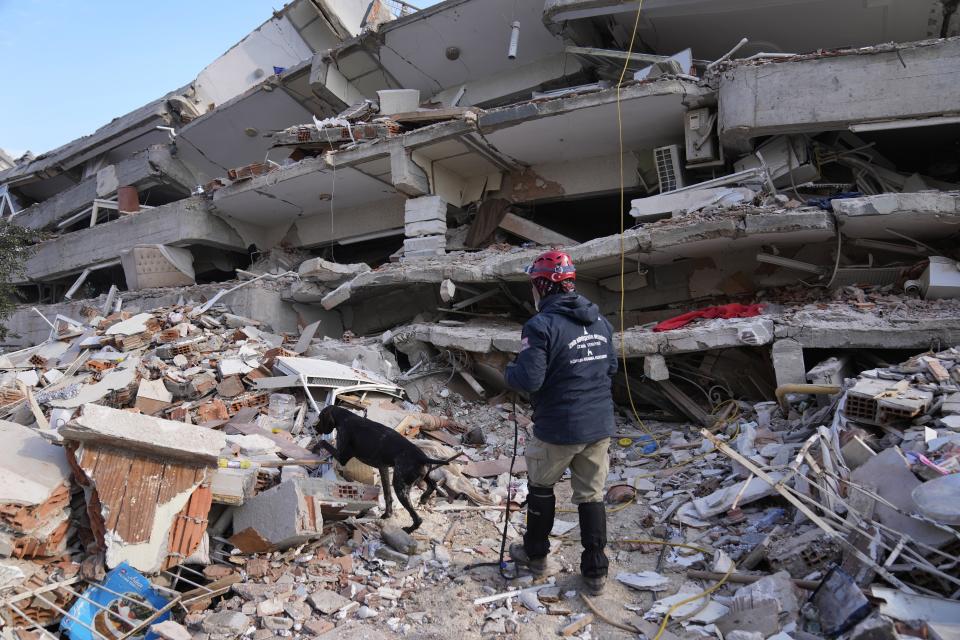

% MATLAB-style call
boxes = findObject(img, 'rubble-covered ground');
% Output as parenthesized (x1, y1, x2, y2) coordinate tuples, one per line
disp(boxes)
(3, 288, 960, 640)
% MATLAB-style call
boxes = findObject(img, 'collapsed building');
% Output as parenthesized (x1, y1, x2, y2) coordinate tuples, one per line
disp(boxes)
(3, 0, 960, 638)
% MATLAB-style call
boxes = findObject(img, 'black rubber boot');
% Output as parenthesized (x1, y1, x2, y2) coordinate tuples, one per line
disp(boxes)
(510, 485, 555, 574)
(578, 502, 609, 595)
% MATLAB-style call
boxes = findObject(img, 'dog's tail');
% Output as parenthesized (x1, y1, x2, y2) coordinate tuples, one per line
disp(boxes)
(423, 451, 466, 468)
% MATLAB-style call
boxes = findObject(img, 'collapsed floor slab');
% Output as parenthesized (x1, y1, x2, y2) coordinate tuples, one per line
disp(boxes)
(322, 192, 960, 314)
(11, 145, 196, 232)
(0, 97, 177, 201)
(321, 208, 837, 310)
(719, 38, 960, 152)
(17, 197, 247, 284)
(393, 300, 960, 358)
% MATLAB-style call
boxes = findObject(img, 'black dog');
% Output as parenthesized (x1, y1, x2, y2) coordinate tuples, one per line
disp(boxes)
(314, 406, 462, 533)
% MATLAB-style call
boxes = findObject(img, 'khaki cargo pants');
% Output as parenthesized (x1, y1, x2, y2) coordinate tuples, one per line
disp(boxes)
(525, 435, 611, 504)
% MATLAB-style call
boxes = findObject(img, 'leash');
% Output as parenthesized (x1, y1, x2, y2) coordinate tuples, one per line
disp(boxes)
(465, 399, 523, 579)
(497, 399, 521, 579)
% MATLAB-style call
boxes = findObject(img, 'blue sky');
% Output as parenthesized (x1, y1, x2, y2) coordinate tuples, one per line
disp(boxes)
(0, 0, 437, 158)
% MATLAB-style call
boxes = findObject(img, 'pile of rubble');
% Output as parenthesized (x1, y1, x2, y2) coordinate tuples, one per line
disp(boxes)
(2, 264, 960, 640)
(0, 289, 554, 639)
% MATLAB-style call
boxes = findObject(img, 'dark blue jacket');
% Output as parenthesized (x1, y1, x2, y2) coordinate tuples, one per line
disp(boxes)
(505, 293, 617, 445)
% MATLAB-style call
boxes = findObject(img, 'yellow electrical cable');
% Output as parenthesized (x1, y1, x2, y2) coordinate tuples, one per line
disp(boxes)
(653, 563, 734, 640)
(617, 539, 708, 554)
(616, 0, 651, 447)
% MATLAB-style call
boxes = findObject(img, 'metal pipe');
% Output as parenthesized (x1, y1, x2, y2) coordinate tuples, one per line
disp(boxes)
(775, 384, 841, 413)
(706, 37, 748, 71)
(507, 21, 520, 59)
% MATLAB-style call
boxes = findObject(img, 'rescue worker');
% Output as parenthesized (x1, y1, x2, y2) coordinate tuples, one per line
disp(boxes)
(504, 251, 617, 595)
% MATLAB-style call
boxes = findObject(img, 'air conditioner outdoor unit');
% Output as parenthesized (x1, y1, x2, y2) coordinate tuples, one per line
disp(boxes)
(654, 145, 686, 193)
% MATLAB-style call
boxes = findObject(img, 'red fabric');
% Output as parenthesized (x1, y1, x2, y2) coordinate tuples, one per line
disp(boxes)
(653, 303, 765, 333)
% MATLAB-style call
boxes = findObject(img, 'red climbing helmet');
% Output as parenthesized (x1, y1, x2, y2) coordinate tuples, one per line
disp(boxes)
(527, 251, 576, 283)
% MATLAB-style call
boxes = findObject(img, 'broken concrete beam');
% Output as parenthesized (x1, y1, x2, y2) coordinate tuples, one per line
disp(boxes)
(319, 208, 834, 310)
(402, 235, 446, 259)
(297, 257, 370, 283)
(61, 403, 226, 464)
(629, 187, 756, 221)
(397, 322, 522, 354)
(807, 356, 852, 387)
(776, 312, 960, 351)
(231, 478, 379, 552)
(832, 191, 959, 218)
(391, 144, 430, 196)
(498, 213, 574, 246)
(772, 339, 806, 387)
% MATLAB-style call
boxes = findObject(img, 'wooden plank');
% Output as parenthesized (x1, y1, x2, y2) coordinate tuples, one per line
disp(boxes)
(225, 422, 326, 463)
(423, 429, 460, 447)
(461, 457, 527, 478)
(658, 380, 713, 427)
(498, 212, 575, 247)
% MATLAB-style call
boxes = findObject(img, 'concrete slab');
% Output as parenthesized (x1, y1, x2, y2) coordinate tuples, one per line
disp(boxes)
(232, 478, 378, 551)
(0, 97, 175, 198)
(833, 192, 960, 239)
(720, 39, 960, 152)
(211, 158, 393, 228)
(321, 208, 836, 309)
(0, 420, 72, 507)
(18, 197, 246, 283)
(850, 447, 954, 547)
(61, 403, 226, 464)
(12, 146, 195, 231)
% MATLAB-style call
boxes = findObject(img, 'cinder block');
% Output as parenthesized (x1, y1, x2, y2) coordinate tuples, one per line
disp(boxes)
(403, 235, 446, 258)
(405, 219, 447, 238)
(404, 196, 446, 224)
(232, 479, 323, 550)
(231, 478, 380, 552)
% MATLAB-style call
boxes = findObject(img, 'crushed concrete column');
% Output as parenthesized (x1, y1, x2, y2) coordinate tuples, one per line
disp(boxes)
(771, 339, 806, 387)
(807, 355, 853, 407)
(643, 354, 669, 381)
(390, 143, 430, 196)
(403, 196, 447, 261)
